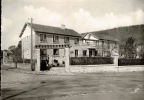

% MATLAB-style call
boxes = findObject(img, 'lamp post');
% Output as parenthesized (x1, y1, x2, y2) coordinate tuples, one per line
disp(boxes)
(30, 18, 35, 71)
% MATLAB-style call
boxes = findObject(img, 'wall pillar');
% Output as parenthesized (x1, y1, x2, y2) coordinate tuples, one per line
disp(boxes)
(65, 47, 70, 72)
(113, 55, 119, 66)
(36, 49, 40, 72)
(111, 48, 119, 66)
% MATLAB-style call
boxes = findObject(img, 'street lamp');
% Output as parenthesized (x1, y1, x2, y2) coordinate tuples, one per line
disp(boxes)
(29, 17, 35, 71)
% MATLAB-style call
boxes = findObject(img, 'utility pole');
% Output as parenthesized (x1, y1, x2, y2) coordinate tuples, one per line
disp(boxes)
(30, 18, 34, 71)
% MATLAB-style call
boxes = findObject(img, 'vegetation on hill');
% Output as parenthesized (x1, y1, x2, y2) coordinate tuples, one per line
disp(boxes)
(91, 24, 144, 44)
(91, 24, 144, 58)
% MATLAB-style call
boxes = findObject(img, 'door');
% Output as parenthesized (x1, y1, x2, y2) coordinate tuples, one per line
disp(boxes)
(40, 49, 47, 71)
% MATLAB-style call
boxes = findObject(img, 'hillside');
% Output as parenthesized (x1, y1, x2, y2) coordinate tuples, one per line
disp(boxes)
(89, 24, 144, 44)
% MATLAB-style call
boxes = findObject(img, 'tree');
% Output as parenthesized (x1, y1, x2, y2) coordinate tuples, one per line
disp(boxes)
(124, 37, 137, 58)
(8, 46, 19, 68)
(119, 44, 125, 58)
(138, 43, 144, 59)
(8, 41, 22, 68)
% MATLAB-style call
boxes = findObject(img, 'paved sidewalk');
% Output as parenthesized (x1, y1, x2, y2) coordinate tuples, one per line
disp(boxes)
(1, 69, 144, 100)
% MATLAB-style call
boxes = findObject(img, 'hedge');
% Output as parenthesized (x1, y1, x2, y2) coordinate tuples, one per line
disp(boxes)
(118, 58, 144, 66)
(70, 57, 113, 65)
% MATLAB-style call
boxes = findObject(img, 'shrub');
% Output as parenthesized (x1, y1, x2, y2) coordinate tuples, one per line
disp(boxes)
(70, 57, 113, 65)
(118, 58, 144, 66)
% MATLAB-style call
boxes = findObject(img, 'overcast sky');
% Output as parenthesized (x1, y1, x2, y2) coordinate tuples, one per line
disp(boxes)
(2, 0, 144, 50)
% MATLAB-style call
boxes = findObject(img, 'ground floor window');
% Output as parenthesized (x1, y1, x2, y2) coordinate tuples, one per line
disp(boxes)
(89, 49, 98, 57)
(75, 50, 78, 57)
(40, 49, 47, 60)
(40, 49, 47, 55)
(40, 34, 47, 42)
(53, 49, 59, 56)
(83, 50, 87, 56)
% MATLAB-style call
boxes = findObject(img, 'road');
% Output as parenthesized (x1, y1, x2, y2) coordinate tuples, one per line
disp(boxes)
(1, 68, 144, 100)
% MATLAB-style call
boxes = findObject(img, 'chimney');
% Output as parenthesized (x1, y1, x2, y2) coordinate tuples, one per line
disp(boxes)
(61, 24, 66, 29)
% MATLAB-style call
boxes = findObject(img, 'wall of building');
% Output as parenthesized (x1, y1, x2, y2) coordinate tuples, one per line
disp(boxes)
(21, 25, 36, 60)
(45, 48, 65, 65)
(34, 32, 82, 65)
(81, 39, 119, 57)
(35, 32, 82, 46)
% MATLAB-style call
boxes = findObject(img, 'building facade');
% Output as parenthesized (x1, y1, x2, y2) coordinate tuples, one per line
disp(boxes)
(20, 23, 119, 71)
(80, 32, 119, 57)
(2, 50, 13, 64)
(19, 23, 83, 68)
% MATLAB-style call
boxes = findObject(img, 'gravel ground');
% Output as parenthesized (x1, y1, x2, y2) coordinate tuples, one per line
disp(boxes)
(1, 65, 144, 100)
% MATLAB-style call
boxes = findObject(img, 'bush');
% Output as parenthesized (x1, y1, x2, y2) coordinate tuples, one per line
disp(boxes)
(70, 57, 113, 65)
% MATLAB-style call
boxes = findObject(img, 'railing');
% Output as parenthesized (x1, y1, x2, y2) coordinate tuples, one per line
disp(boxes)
(70, 57, 113, 65)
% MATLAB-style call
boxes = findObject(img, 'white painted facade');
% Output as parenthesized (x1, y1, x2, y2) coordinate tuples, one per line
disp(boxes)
(21, 25, 36, 60)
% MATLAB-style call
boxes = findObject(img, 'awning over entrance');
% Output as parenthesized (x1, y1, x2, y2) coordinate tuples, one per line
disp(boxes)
(35, 44, 70, 49)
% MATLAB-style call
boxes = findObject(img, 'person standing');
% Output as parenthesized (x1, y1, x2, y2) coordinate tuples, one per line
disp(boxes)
(46, 55, 50, 70)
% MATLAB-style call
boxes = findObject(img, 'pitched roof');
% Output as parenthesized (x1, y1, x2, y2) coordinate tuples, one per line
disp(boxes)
(80, 33, 88, 38)
(82, 31, 119, 41)
(19, 23, 81, 37)
(90, 31, 119, 41)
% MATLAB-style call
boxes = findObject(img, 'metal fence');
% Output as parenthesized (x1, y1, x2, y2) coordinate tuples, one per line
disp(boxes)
(70, 57, 113, 65)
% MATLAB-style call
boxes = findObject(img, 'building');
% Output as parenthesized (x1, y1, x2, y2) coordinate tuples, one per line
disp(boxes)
(2, 50, 13, 64)
(84, 24, 144, 58)
(19, 23, 119, 71)
(81, 32, 119, 57)
(19, 23, 82, 70)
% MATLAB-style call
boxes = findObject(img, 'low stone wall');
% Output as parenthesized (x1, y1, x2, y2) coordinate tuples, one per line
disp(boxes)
(69, 65, 144, 73)
(2, 63, 31, 70)
(17, 63, 31, 70)
(2, 63, 16, 67)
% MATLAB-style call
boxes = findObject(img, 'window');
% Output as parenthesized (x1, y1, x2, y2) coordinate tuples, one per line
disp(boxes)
(40, 34, 47, 42)
(53, 35, 59, 43)
(75, 50, 78, 57)
(41, 49, 46, 55)
(64, 37, 69, 43)
(96, 40, 99, 46)
(83, 40, 86, 43)
(75, 38, 79, 44)
(83, 50, 87, 56)
(107, 41, 110, 49)
(53, 49, 59, 56)
(40, 49, 47, 60)
(102, 41, 104, 47)
(114, 41, 117, 45)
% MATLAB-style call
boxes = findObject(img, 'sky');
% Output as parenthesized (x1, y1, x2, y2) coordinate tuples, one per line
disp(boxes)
(1, 0, 144, 50)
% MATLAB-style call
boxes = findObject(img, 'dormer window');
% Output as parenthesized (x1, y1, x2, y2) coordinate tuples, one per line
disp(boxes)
(40, 34, 47, 42)
(53, 35, 59, 43)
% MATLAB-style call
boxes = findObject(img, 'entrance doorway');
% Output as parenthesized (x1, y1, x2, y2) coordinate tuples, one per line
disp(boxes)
(40, 49, 47, 71)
